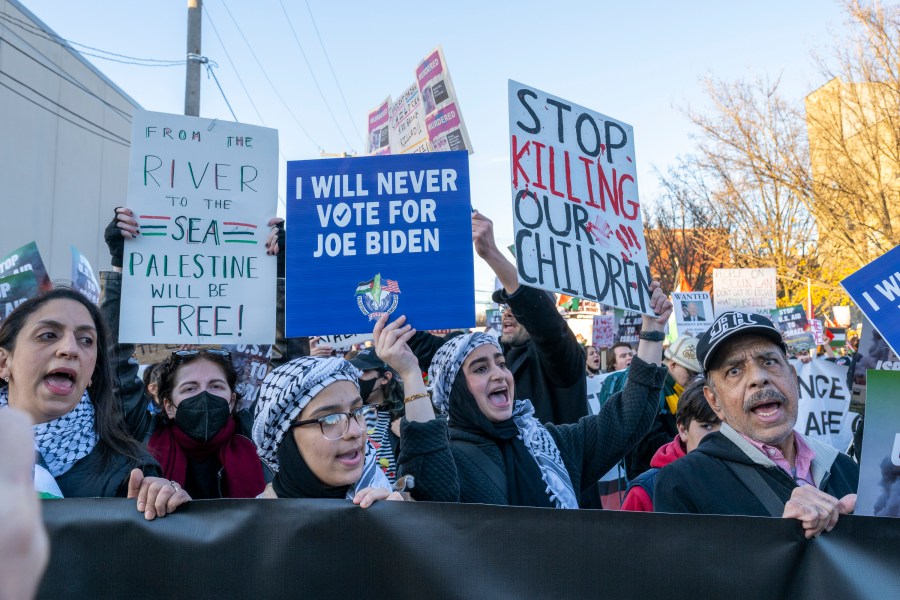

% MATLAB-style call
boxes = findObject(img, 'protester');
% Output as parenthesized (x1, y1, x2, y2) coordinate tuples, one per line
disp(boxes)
(252, 356, 405, 506)
(586, 345, 602, 378)
(147, 349, 267, 499)
(0, 408, 49, 600)
(655, 312, 859, 538)
(607, 342, 634, 373)
(382, 282, 671, 508)
(407, 210, 588, 425)
(350, 348, 405, 482)
(0, 287, 188, 520)
(621, 376, 721, 511)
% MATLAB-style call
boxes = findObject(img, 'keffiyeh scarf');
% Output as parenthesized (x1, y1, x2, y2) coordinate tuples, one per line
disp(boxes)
(0, 387, 98, 477)
(429, 332, 578, 509)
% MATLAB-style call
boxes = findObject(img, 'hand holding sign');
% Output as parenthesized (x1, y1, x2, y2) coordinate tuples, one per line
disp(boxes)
(372, 314, 418, 380)
(642, 281, 673, 331)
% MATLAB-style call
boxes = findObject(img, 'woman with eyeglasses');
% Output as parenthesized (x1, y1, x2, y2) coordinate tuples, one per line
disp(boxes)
(251, 356, 405, 506)
(145, 349, 267, 499)
(0, 287, 190, 519)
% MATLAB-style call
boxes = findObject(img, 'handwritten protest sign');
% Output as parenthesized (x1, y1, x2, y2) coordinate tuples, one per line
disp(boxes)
(592, 314, 615, 348)
(508, 81, 652, 315)
(390, 84, 432, 155)
(367, 97, 391, 156)
(0, 270, 39, 323)
(791, 358, 857, 451)
(121, 110, 278, 344)
(416, 47, 473, 154)
(842, 243, 900, 358)
(672, 291, 713, 337)
(70, 246, 100, 304)
(615, 309, 642, 344)
(712, 268, 777, 316)
(810, 319, 827, 346)
(855, 369, 900, 517)
(286, 151, 473, 336)
(0, 241, 51, 292)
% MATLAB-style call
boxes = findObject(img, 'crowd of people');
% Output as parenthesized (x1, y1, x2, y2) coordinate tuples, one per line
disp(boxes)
(0, 206, 865, 594)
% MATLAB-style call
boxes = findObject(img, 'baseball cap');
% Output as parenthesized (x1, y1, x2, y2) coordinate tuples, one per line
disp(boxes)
(349, 348, 390, 373)
(696, 311, 786, 372)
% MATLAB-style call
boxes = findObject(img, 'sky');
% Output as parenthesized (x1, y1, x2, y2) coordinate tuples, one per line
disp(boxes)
(18, 0, 852, 297)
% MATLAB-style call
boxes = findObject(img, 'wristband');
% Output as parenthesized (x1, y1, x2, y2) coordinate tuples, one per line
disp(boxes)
(639, 330, 665, 342)
(403, 392, 430, 404)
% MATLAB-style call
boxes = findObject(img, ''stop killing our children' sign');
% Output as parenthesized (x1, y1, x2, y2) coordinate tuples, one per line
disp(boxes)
(120, 110, 279, 344)
(507, 81, 653, 315)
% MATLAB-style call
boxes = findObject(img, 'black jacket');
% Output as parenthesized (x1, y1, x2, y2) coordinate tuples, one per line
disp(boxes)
(655, 424, 860, 516)
(54, 445, 159, 498)
(408, 285, 588, 425)
(398, 355, 667, 507)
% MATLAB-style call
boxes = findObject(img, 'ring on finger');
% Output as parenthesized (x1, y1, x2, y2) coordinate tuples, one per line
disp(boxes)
(170, 481, 181, 493)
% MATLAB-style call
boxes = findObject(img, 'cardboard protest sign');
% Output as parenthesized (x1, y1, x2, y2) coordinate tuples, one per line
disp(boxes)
(615, 309, 642, 344)
(70, 246, 100, 304)
(790, 358, 857, 451)
(285, 151, 473, 336)
(672, 292, 713, 337)
(508, 81, 652, 315)
(0, 270, 39, 323)
(227, 344, 272, 411)
(712, 268, 777, 316)
(0, 241, 51, 291)
(855, 369, 900, 517)
(416, 47, 473, 154)
(851, 316, 900, 404)
(389, 84, 432, 155)
(367, 97, 391, 156)
(841, 243, 900, 358)
(121, 110, 278, 344)
(771, 304, 814, 353)
(592, 314, 615, 348)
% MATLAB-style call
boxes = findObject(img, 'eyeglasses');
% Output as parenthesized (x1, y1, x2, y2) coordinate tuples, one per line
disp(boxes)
(290, 405, 377, 441)
(171, 348, 231, 360)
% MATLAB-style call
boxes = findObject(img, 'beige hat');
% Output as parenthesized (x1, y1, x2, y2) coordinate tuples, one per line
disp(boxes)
(665, 335, 701, 374)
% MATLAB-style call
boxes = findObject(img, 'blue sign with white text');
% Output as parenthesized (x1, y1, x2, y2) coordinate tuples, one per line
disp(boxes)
(841, 243, 900, 358)
(285, 151, 474, 337)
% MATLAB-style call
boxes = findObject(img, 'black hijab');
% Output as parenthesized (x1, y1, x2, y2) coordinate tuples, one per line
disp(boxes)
(272, 434, 348, 499)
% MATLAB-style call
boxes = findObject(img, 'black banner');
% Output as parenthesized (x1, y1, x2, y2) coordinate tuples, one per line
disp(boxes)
(40, 499, 899, 599)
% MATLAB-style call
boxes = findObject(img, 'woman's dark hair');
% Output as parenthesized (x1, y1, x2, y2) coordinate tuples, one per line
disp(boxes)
(141, 361, 164, 392)
(675, 375, 720, 429)
(380, 371, 405, 422)
(0, 287, 144, 464)
(153, 349, 241, 419)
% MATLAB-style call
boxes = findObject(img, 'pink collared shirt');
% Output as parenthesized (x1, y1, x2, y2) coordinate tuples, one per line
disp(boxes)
(740, 432, 817, 487)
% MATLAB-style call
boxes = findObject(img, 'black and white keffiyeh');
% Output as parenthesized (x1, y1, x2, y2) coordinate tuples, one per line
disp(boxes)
(0, 387, 98, 477)
(429, 332, 578, 509)
(252, 356, 391, 497)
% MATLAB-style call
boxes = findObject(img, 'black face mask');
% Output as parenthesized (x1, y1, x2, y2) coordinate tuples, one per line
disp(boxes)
(357, 377, 380, 405)
(174, 391, 231, 442)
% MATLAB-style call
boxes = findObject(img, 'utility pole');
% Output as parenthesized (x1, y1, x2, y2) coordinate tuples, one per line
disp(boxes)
(184, 0, 202, 116)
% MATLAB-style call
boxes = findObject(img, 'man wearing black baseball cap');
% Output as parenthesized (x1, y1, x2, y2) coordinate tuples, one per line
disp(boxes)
(655, 311, 859, 538)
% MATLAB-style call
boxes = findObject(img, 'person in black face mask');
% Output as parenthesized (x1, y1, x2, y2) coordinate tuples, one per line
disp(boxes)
(349, 348, 405, 483)
(148, 349, 266, 499)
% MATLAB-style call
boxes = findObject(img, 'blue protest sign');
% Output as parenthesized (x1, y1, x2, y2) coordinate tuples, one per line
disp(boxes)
(841, 243, 900, 357)
(285, 152, 473, 336)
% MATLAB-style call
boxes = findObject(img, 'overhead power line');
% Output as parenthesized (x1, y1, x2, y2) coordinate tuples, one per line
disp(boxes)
(277, 0, 354, 152)
(303, 0, 363, 145)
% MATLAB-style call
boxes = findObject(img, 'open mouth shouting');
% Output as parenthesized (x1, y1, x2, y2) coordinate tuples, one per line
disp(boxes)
(745, 389, 788, 424)
(487, 386, 511, 410)
(44, 368, 79, 396)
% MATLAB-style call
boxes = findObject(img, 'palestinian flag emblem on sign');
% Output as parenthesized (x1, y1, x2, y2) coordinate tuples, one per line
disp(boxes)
(355, 274, 402, 321)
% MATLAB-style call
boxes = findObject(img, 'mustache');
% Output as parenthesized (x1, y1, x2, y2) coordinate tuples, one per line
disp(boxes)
(743, 388, 788, 411)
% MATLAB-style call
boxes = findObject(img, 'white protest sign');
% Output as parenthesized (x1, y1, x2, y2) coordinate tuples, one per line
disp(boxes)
(390, 83, 432, 155)
(508, 81, 652, 315)
(810, 319, 827, 346)
(592, 314, 615, 348)
(416, 46, 473, 154)
(121, 110, 278, 344)
(791, 359, 858, 451)
(315, 333, 373, 352)
(672, 291, 713, 337)
(713, 268, 777, 316)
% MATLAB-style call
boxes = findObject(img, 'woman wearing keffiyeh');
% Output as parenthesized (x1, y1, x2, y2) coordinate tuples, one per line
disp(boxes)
(377, 280, 673, 509)
(252, 356, 404, 506)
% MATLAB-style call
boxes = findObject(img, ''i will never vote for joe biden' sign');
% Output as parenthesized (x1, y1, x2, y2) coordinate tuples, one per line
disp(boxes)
(285, 152, 474, 337)
(508, 81, 653, 315)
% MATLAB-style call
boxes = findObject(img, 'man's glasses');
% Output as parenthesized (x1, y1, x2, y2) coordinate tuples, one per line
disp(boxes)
(290, 405, 377, 441)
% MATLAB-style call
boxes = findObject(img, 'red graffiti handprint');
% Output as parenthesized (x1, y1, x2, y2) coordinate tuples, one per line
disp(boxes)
(616, 224, 642, 263)
(585, 216, 613, 247)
